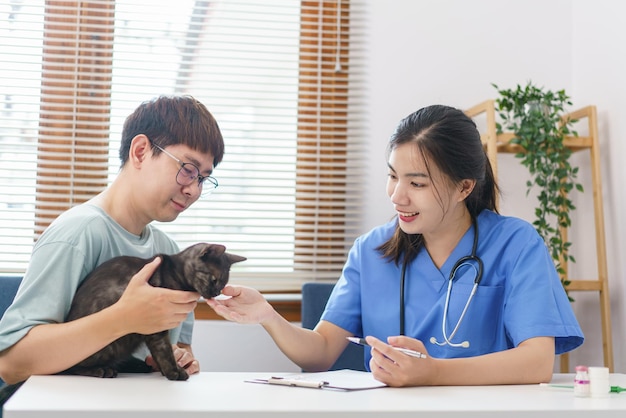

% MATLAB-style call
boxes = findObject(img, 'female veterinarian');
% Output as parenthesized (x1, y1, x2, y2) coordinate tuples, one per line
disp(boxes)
(208, 104, 583, 387)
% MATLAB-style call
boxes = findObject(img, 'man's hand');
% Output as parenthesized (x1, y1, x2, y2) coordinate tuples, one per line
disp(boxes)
(145, 343, 200, 375)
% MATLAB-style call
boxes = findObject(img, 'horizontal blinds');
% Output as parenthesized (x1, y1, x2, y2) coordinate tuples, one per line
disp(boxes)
(0, 1, 47, 271)
(0, 0, 368, 291)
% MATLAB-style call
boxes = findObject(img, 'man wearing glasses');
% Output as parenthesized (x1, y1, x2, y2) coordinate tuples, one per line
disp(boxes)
(0, 95, 224, 385)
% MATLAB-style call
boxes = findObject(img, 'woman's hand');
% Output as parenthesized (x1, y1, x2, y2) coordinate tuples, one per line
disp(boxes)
(205, 285, 276, 325)
(367, 335, 555, 386)
(367, 335, 436, 387)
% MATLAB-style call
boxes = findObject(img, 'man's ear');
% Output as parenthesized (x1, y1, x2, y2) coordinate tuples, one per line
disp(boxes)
(129, 134, 151, 167)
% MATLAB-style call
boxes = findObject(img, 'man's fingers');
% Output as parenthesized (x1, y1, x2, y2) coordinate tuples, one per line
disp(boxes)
(129, 257, 162, 286)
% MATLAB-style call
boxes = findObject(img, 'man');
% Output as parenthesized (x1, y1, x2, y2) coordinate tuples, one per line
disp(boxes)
(0, 95, 224, 384)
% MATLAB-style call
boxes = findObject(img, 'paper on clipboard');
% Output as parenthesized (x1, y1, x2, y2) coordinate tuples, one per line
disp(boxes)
(245, 369, 387, 391)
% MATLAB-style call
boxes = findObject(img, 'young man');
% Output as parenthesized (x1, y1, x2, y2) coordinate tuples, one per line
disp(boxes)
(0, 95, 224, 384)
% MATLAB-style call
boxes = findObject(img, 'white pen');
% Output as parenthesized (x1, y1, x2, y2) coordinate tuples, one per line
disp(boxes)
(347, 336, 428, 359)
(267, 377, 328, 388)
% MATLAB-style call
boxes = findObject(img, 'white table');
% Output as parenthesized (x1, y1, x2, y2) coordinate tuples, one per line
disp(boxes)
(5, 372, 626, 417)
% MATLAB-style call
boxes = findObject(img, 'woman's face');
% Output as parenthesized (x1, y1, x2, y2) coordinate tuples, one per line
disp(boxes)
(386, 142, 470, 239)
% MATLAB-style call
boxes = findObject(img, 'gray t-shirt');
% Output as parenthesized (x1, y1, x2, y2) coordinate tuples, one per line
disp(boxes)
(0, 203, 193, 359)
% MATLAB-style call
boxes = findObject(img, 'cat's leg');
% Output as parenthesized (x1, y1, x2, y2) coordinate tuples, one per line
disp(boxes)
(144, 332, 189, 381)
(62, 365, 118, 378)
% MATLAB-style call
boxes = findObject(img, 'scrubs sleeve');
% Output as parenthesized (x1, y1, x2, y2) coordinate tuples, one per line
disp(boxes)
(503, 233, 583, 354)
(320, 237, 364, 337)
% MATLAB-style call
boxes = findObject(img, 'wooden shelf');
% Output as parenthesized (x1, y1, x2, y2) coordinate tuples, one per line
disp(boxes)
(466, 100, 613, 372)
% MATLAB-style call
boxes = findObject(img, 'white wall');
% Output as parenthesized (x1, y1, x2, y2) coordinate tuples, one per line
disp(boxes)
(193, 0, 626, 373)
(363, 0, 574, 228)
(193, 321, 299, 372)
(362, 0, 624, 372)
(569, 0, 626, 372)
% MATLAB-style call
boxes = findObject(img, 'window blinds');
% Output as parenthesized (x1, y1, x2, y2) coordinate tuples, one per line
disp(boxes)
(0, 0, 367, 291)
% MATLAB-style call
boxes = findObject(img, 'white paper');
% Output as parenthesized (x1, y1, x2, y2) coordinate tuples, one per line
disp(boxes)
(247, 369, 387, 391)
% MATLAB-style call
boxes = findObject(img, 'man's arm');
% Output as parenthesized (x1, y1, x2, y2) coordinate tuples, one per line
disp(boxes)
(0, 259, 198, 384)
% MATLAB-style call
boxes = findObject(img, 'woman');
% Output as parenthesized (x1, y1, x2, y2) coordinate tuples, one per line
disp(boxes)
(207, 104, 583, 387)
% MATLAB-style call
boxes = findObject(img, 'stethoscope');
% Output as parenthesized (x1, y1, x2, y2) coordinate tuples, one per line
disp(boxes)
(399, 218, 483, 348)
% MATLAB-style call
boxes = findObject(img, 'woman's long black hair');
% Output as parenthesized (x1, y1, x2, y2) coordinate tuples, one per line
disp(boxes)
(377, 105, 499, 265)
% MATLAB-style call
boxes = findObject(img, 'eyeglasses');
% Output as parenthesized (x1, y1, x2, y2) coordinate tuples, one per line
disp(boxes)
(150, 142, 218, 196)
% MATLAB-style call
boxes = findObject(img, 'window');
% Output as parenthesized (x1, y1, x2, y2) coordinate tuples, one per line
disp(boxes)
(0, 0, 367, 291)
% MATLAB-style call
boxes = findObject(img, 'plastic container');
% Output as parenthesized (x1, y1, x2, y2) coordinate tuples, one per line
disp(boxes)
(588, 366, 610, 398)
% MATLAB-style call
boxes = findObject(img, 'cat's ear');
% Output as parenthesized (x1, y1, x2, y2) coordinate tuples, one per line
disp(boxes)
(195, 243, 246, 265)
(226, 253, 247, 265)
(200, 243, 226, 258)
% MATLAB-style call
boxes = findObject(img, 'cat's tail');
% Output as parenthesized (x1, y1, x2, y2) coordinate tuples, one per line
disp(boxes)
(0, 381, 24, 410)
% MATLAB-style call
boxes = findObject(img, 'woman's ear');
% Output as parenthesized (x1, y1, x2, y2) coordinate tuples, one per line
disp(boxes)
(129, 134, 151, 167)
(458, 179, 477, 201)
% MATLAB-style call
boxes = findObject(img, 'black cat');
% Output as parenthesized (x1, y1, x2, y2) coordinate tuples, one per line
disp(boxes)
(0, 243, 245, 404)
(65, 242, 245, 380)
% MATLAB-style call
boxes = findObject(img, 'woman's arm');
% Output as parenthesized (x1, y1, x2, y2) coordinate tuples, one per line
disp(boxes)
(367, 335, 554, 387)
(207, 284, 352, 371)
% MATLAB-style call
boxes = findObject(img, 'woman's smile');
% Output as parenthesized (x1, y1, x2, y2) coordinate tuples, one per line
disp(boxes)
(398, 211, 418, 222)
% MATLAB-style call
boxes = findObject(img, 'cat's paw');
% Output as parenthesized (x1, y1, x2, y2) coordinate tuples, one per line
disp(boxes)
(94, 367, 118, 378)
(163, 367, 189, 381)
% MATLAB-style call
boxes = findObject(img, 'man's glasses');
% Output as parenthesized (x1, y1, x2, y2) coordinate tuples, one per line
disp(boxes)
(151, 142, 218, 196)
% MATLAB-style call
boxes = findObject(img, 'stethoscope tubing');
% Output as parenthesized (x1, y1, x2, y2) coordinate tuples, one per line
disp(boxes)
(438, 271, 478, 347)
(399, 218, 483, 348)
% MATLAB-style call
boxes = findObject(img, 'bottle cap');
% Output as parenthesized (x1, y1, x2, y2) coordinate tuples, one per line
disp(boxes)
(588, 366, 609, 379)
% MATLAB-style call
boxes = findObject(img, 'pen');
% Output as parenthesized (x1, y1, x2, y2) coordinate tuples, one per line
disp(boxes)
(267, 377, 328, 388)
(539, 383, 626, 393)
(346, 337, 427, 359)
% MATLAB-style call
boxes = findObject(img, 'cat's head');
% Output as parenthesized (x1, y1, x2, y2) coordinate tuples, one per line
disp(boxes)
(178, 243, 246, 298)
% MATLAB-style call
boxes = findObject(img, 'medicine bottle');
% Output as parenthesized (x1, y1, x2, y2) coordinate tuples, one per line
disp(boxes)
(588, 366, 610, 398)
(573, 365, 590, 397)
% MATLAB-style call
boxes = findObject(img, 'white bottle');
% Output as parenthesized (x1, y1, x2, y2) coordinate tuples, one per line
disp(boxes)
(588, 366, 610, 398)
(574, 365, 590, 397)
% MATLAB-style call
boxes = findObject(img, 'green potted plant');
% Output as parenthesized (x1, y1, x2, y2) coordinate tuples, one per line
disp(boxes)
(492, 81, 583, 300)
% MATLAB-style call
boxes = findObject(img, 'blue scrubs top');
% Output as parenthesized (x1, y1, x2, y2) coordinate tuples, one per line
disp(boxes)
(321, 210, 583, 370)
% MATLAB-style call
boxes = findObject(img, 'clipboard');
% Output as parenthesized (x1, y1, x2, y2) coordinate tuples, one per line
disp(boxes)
(245, 369, 387, 391)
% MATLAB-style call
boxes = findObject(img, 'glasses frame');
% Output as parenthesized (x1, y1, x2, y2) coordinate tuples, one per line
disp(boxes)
(150, 141, 218, 195)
